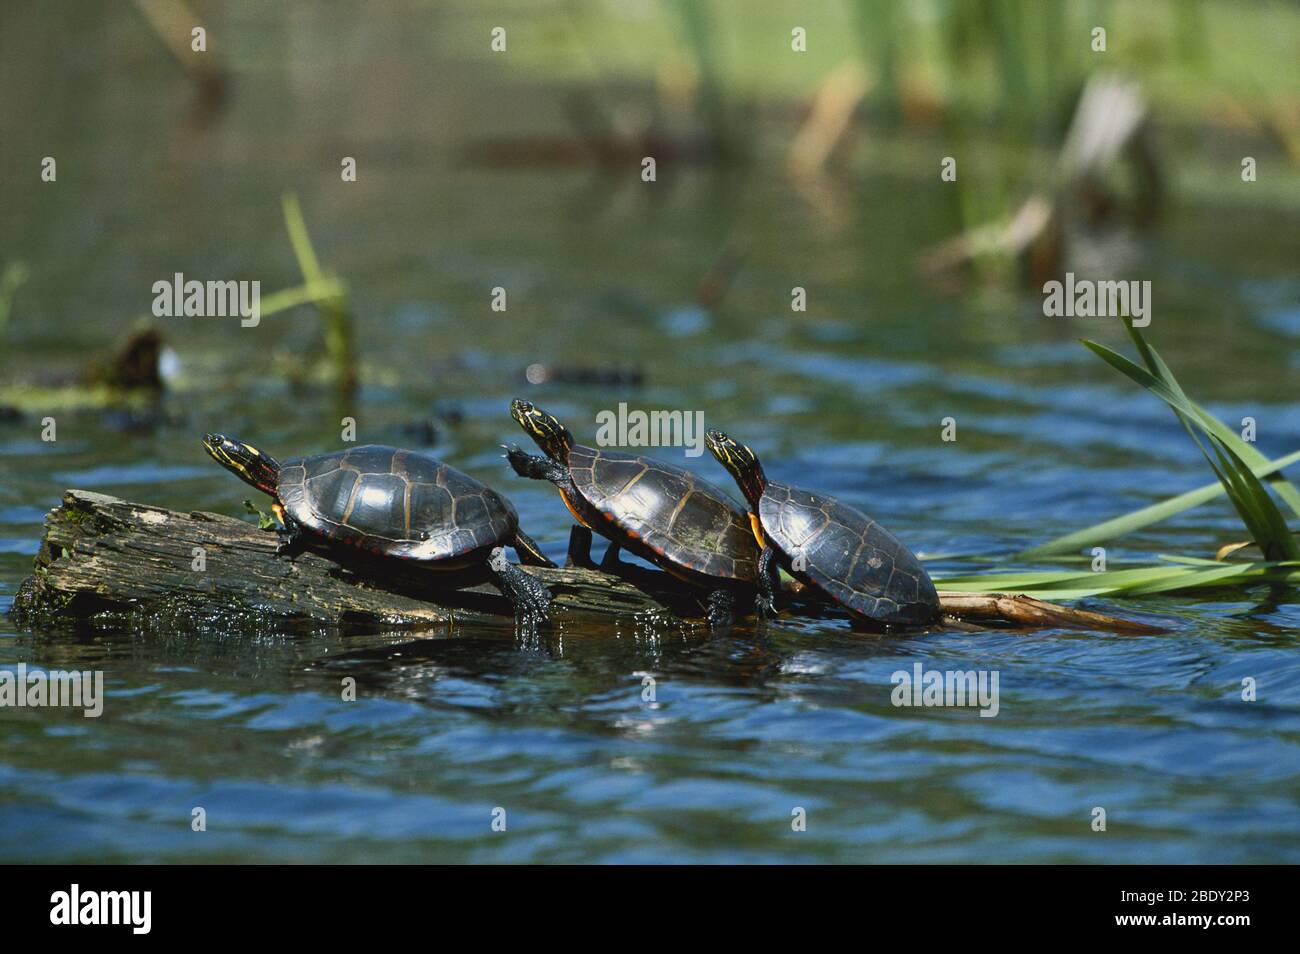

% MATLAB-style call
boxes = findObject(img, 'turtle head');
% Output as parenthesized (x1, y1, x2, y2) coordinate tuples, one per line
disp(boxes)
(203, 434, 280, 496)
(511, 400, 573, 464)
(706, 429, 766, 508)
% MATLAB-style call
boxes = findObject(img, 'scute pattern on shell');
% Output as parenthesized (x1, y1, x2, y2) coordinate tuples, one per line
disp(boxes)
(567, 444, 758, 581)
(277, 445, 517, 561)
(758, 481, 939, 624)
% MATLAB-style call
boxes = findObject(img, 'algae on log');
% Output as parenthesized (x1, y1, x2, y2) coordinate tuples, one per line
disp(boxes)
(10, 490, 1160, 635)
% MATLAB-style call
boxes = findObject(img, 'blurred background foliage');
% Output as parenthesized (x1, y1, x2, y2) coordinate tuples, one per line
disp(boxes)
(1, 0, 1296, 433)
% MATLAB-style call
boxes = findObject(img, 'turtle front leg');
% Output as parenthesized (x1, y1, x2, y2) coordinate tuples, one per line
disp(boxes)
(488, 547, 552, 627)
(756, 546, 780, 619)
(506, 445, 569, 485)
(274, 507, 309, 560)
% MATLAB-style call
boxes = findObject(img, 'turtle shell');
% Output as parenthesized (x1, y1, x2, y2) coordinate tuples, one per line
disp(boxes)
(567, 444, 758, 581)
(277, 445, 517, 561)
(758, 480, 939, 625)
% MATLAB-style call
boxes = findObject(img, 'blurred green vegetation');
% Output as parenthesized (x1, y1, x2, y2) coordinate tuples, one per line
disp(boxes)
(462, 0, 1298, 129)
(0, 262, 29, 337)
(428, 0, 1299, 226)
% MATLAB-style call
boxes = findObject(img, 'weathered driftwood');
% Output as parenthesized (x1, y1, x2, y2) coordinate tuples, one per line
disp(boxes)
(10, 490, 1160, 635)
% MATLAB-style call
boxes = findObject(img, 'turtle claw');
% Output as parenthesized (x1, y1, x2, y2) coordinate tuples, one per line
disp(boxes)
(276, 533, 307, 561)
(755, 546, 780, 620)
(275, 518, 308, 561)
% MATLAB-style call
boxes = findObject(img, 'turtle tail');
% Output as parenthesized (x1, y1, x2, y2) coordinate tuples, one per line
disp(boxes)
(512, 527, 556, 568)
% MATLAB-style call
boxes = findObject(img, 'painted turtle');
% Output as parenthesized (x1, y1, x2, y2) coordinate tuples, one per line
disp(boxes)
(202, 435, 554, 623)
(505, 401, 758, 626)
(705, 429, 940, 627)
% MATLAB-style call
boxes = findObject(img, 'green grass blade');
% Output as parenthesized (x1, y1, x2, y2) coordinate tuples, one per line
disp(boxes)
(282, 193, 325, 285)
(1118, 562, 1257, 595)
(938, 564, 1207, 591)
(1111, 329, 1300, 515)
(1155, 555, 1229, 566)
(935, 559, 1300, 600)
(1018, 447, 1300, 558)
(280, 193, 356, 400)
(1207, 435, 1300, 560)
(1144, 341, 1300, 514)
(257, 279, 347, 318)
(1083, 337, 1300, 507)
(0, 261, 29, 336)
(1124, 322, 1300, 559)
(1083, 339, 1202, 419)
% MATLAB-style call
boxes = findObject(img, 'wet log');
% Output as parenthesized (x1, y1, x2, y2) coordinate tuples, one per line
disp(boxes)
(9, 490, 1160, 635)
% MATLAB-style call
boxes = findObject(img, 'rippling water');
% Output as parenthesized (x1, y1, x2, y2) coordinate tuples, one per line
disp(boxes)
(2, 2, 1299, 863)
